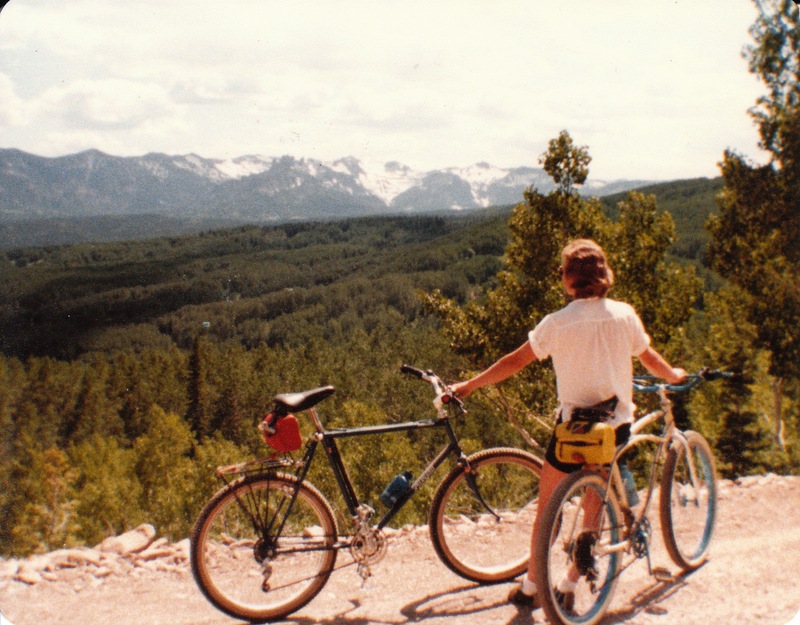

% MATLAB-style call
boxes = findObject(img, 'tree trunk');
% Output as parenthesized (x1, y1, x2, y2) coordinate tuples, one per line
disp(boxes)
(773, 377, 786, 451)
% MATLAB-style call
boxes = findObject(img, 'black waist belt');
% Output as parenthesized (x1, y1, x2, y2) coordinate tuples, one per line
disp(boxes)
(570, 396, 618, 423)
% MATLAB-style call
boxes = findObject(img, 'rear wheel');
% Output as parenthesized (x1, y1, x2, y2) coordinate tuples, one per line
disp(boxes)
(660, 430, 717, 570)
(191, 473, 337, 622)
(429, 447, 542, 583)
(535, 470, 622, 625)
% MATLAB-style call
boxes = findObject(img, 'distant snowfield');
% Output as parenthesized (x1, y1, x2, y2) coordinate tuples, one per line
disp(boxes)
(203, 154, 555, 206)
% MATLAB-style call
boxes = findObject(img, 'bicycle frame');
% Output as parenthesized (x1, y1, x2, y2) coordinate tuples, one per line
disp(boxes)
(303, 405, 479, 530)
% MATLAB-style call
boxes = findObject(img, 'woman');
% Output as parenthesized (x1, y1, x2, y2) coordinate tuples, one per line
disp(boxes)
(451, 239, 686, 608)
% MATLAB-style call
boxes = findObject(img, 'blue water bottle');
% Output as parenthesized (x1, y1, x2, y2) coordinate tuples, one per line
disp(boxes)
(380, 471, 413, 507)
(620, 463, 640, 506)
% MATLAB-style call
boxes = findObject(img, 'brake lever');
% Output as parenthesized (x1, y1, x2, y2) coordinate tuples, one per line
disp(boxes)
(439, 387, 466, 413)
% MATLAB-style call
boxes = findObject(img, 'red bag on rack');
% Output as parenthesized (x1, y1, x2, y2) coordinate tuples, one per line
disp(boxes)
(259, 412, 302, 452)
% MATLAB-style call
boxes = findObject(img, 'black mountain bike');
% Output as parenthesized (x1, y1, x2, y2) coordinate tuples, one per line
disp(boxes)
(190, 365, 543, 622)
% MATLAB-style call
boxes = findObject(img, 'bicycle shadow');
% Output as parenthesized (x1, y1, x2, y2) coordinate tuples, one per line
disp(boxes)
(255, 583, 536, 625)
(399, 583, 536, 625)
(597, 567, 698, 625)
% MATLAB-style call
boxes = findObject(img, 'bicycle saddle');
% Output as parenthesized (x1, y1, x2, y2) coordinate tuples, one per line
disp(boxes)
(273, 386, 335, 414)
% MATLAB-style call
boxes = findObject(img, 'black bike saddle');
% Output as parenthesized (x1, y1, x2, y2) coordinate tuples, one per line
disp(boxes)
(273, 386, 335, 414)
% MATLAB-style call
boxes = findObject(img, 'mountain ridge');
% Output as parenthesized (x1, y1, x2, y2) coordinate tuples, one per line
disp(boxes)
(0, 148, 658, 225)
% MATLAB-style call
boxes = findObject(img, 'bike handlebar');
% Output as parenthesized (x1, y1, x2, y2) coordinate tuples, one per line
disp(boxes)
(633, 368, 734, 393)
(400, 364, 466, 413)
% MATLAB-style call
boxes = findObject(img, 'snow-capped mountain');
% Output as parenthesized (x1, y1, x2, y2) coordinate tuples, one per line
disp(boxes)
(0, 148, 654, 224)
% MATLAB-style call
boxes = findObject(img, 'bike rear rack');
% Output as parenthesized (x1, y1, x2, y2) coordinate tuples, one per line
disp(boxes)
(216, 457, 304, 479)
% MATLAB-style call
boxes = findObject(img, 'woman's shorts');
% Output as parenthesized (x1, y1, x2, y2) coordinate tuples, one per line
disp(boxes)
(545, 421, 632, 474)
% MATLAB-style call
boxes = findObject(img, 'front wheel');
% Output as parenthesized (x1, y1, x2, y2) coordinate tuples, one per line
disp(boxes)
(429, 447, 542, 583)
(191, 473, 338, 622)
(660, 430, 717, 570)
(534, 470, 622, 625)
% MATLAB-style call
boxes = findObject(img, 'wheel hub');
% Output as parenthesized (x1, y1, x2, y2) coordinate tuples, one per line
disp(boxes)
(253, 537, 275, 563)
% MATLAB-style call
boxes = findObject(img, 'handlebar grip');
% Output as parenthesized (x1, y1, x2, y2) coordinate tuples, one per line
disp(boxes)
(400, 364, 424, 379)
(699, 368, 734, 382)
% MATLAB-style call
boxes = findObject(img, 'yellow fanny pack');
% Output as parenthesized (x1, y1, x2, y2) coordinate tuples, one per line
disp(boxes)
(554, 419, 616, 465)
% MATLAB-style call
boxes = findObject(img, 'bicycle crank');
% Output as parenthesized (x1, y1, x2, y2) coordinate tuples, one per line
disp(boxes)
(350, 505, 387, 580)
(350, 527, 387, 580)
(652, 567, 674, 582)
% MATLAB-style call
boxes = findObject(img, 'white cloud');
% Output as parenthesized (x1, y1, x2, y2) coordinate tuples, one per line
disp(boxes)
(0, 73, 25, 126)
(0, 0, 770, 180)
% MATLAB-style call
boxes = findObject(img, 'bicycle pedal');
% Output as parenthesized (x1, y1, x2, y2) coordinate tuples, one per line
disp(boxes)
(651, 567, 673, 582)
(356, 562, 372, 581)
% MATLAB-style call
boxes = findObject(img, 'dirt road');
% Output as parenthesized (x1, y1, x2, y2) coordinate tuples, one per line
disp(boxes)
(2, 474, 799, 625)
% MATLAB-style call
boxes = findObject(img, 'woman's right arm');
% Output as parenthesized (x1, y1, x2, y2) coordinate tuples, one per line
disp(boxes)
(451, 342, 537, 398)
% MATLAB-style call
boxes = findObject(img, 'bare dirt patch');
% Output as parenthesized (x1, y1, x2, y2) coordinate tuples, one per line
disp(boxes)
(2, 474, 799, 625)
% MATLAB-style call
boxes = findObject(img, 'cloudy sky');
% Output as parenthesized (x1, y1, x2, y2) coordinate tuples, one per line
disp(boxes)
(0, 0, 770, 181)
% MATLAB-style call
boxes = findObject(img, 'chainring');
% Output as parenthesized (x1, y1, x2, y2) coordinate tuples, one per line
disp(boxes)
(631, 517, 652, 559)
(350, 526, 387, 567)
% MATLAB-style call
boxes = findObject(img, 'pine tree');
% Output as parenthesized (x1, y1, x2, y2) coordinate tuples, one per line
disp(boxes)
(186, 335, 211, 439)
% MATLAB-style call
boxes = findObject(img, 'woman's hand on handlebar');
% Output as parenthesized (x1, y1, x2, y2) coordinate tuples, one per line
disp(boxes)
(669, 367, 688, 385)
(450, 380, 474, 400)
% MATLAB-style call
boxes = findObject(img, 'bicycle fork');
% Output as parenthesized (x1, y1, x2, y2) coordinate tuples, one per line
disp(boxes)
(459, 456, 502, 521)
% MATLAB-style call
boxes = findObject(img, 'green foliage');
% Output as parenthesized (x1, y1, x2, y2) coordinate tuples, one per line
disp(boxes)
(680, 288, 785, 477)
(708, 154, 800, 380)
(132, 406, 197, 541)
(598, 177, 724, 262)
(9, 445, 80, 554)
(0, 215, 505, 360)
(699, 0, 800, 468)
(69, 434, 143, 544)
(606, 192, 702, 350)
(0, 211, 521, 556)
(539, 130, 591, 196)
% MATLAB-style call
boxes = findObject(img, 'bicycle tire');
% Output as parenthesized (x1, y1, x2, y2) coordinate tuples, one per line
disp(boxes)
(534, 470, 622, 625)
(191, 473, 337, 622)
(660, 430, 717, 570)
(428, 447, 543, 583)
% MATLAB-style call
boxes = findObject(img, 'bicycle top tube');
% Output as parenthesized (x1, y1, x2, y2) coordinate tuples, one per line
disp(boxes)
(633, 368, 733, 393)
